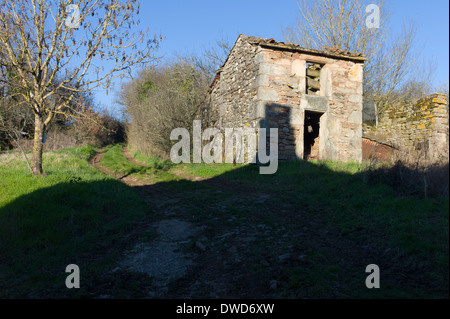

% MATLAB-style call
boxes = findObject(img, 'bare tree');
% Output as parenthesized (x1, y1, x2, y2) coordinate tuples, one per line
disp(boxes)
(388, 59, 437, 104)
(181, 36, 233, 82)
(0, 0, 160, 175)
(0, 95, 34, 171)
(283, 0, 420, 117)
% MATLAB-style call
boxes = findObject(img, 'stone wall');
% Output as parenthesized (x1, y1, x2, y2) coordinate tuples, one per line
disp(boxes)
(209, 36, 259, 129)
(363, 93, 449, 161)
(209, 35, 364, 162)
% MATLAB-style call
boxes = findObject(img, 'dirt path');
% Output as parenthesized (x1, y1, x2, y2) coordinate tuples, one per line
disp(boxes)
(88, 146, 389, 299)
(89, 147, 205, 298)
(121, 146, 260, 192)
(89, 147, 155, 187)
(89, 149, 111, 176)
(88, 146, 308, 298)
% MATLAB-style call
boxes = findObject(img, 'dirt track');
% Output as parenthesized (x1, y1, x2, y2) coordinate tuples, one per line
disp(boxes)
(88, 147, 212, 297)
(89, 147, 154, 187)
(87, 146, 394, 299)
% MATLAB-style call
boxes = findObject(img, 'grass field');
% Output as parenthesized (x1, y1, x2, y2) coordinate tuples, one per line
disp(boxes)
(0, 144, 448, 298)
(0, 146, 152, 298)
(125, 145, 449, 298)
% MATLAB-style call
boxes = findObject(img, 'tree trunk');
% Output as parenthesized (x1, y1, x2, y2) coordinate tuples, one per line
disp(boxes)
(31, 115, 45, 176)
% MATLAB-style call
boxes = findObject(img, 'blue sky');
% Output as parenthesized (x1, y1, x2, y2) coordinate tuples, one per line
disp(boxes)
(95, 0, 449, 115)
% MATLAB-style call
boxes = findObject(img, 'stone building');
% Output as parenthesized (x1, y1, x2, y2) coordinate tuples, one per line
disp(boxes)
(209, 35, 366, 162)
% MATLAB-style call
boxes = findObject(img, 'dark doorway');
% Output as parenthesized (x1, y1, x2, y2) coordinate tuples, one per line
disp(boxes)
(304, 111, 323, 160)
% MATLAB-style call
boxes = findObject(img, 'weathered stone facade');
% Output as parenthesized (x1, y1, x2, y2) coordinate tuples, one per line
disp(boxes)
(209, 35, 365, 162)
(364, 93, 449, 161)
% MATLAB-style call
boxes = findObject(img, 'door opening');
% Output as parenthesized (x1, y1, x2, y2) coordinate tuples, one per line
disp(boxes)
(304, 111, 323, 160)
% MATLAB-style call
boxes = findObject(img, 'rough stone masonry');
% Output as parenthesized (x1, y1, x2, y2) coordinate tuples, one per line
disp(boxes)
(209, 35, 366, 162)
(364, 93, 449, 162)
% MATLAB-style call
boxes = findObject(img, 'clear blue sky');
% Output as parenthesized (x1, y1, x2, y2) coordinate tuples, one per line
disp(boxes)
(95, 0, 449, 116)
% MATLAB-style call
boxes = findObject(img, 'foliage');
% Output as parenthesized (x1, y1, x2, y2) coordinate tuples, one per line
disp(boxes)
(120, 60, 209, 158)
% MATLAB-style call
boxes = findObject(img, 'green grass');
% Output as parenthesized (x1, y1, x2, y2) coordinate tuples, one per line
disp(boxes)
(117, 148, 449, 284)
(101, 144, 181, 183)
(0, 146, 151, 298)
(213, 160, 448, 256)
(1, 144, 448, 298)
(128, 147, 173, 171)
(215, 161, 448, 298)
(171, 162, 244, 178)
(120, 148, 448, 297)
(128, 146, 245, 178)
(101, 144, 149, 175)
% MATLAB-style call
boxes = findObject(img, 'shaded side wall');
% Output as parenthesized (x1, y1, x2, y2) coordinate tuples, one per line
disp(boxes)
(209, 36, 259, 129)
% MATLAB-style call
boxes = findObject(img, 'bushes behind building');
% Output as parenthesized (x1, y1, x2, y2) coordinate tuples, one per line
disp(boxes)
(121, 61, 209, 159)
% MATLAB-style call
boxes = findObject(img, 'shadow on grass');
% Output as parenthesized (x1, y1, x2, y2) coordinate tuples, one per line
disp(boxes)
(1, 159, 448, 298)
(132, 159, 449, 299)
(0, 178, 153, 299)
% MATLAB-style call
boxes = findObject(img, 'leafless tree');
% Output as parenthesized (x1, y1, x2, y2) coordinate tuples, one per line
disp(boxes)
(283, 0, 421, 117)
(181, 36, 233, 82)
(0, 96, 33, 171)
(0, 0, 160, 175)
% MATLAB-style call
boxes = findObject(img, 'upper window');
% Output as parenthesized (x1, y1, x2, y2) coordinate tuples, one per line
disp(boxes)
(306, 63, 322, 95)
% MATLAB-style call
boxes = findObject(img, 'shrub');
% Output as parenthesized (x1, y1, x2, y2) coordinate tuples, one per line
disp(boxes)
(364, 144, 449, 198)
(121, 60, 209, 159)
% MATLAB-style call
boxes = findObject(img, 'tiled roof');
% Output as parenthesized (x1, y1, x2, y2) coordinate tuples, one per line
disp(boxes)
(243, 35, 365, 61)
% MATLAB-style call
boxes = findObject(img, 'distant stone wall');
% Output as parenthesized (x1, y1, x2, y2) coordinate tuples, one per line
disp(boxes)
(364, 93, 449, 161)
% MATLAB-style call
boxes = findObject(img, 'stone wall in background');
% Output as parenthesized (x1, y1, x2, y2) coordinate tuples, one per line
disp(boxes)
(363, 93, 449, 161)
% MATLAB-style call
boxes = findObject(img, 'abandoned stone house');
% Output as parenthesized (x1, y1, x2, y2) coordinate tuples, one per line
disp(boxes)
(209, 34, 366, 162)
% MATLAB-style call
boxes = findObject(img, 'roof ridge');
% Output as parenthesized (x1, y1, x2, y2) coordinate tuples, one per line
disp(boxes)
(241, 35, 365, 60)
